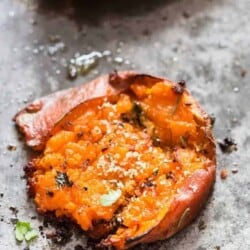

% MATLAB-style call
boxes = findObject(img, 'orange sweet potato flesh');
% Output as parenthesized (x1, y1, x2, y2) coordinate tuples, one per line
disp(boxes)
(15, 72, 216, 249)
(14, 71, 136, 150)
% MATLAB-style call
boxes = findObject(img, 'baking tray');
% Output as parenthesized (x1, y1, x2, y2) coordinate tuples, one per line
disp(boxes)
(0, 0, 250, 249)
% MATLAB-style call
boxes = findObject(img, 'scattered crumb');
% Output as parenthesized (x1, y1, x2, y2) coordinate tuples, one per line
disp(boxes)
(209, 114, 216, 127)
(18, 135, 23, 141)
(182, 11, 191, 18)
(43, 214, 78, 245)
(198, 220, 206, 231)
(7, 145, 16, 151)
(240, 69, 247, 77)
(220, 169, 228, 180)
(86, 237, 99, 248)
(162, 15, 168, 21)
(231, 168, 238, 174)
(9, 206, 18, 216)
(142, 29, 150, 36)
(39, 225, 44, 236)
(74, 245, 84, 250)
(218, 137, 237, 153)
(10, 218, 18, 225)
(48, 34, 61, 43)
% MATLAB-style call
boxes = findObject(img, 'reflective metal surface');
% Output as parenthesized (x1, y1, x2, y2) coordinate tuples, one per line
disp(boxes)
(0, 0, 250, 249)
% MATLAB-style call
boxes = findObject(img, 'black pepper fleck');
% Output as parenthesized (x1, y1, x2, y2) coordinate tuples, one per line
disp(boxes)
(55, 171, 73, 188)
(46, 190, 54, 197)
(141, 180, 156, 188)
(81, 159, 90, 168)
(77, 131, 83, 138)
(166, 171, 176, 182)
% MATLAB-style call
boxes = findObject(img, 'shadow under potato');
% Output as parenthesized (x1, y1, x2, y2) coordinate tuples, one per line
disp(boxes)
(36, 0, 176, 25)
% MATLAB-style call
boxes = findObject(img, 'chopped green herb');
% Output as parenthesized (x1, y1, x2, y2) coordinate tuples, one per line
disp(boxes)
(15, 221, 38, 242)
(100, 189, 122, 207)
(24, 230, 38, 241)
(55, 171, 73, 188)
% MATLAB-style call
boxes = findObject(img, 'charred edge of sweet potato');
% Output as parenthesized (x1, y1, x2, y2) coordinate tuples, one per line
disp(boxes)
(109, 71, 162, 88)
(24, 161, 37, 198)
(23, 161, 110, 248)
(42, 212, 83, 245)
(109, 70, 137, 88)
(88, 216, 125, 241)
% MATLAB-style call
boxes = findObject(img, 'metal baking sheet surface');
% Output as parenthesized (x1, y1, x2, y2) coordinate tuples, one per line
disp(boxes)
(0, 0, 249, 249)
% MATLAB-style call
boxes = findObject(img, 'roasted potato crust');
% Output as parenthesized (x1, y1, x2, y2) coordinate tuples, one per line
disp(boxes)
(15, 71, 216, 249)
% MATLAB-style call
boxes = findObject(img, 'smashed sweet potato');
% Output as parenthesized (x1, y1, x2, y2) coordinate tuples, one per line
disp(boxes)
(15, 72, 216, 249)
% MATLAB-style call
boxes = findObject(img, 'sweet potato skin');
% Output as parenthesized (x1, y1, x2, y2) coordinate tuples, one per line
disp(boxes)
(14, 71, 136, 150)
(16, 71, 216, 249)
